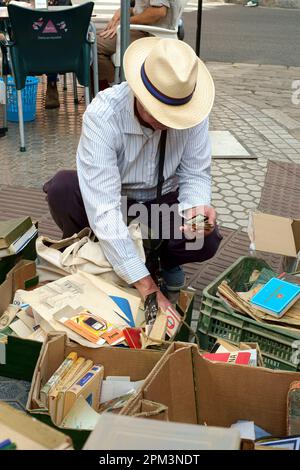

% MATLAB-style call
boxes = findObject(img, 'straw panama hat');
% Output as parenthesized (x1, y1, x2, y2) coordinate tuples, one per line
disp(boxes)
(123, 37, 215, 130)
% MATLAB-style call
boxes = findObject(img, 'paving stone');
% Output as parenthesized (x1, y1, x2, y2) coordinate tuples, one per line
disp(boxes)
(216, 207, 231, 215)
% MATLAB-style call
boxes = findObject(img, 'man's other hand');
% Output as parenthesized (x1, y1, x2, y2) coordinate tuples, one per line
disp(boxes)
(180, 205, 217, 239)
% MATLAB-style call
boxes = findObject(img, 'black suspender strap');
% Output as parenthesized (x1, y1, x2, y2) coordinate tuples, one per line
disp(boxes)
(156, 129, 167, 204)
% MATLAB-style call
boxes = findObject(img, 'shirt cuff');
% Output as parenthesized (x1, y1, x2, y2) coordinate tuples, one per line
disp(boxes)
(114, 256, 150, 285)
(178, 199, 211, 218)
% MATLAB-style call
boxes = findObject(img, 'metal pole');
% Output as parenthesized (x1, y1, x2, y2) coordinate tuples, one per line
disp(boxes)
(120, 0, 130, 82)
(195, 0, 203, 57)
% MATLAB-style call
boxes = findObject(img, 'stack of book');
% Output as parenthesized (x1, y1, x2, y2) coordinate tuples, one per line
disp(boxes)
(40, 352, 104, 426)
(217, 274, 300, 331)
(0, 216, 37, 257)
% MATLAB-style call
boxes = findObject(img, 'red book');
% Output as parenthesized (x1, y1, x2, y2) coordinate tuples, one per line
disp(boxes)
(202, 351, 251, 365)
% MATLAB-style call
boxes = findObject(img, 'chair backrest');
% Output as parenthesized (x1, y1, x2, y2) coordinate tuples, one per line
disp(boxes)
(174, 0, 189, 28)
(8, 2, 94, 88)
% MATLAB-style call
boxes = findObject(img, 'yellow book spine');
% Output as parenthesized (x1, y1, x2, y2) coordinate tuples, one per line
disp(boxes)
(55, 359, 94, 425)
(40, 352, 77, 409)
(48, 357, 86, 421)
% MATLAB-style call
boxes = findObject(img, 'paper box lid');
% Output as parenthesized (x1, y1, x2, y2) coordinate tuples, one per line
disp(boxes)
(250, 212, 300, 258)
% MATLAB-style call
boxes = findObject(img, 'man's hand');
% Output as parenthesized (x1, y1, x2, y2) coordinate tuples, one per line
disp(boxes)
(133, 275, 172, 313)
(99, 23, 119, 39)
(100, 9, 120, 38)
(156, 290, 172, 312)
(180, 205, 217, 239)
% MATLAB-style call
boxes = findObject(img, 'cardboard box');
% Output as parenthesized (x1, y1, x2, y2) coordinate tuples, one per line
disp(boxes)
(0, 401, 73, 450)
(121, 342, 300, 444)
(213, 338, 264, 368)
(0, 259, 37, 315)
(27, 332, 165, 427)
(249, 212, 300, 270)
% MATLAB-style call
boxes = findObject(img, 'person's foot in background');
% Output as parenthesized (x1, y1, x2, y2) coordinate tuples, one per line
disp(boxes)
(245, 1, 259, 6)
(45, 81, 60, 109)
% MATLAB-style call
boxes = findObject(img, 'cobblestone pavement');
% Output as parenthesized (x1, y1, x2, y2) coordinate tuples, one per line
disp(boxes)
(209, 62, 300, 230)
(1, 63, 300, 232)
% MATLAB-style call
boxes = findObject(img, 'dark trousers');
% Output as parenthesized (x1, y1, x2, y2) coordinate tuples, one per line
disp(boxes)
(43, 170, 222, 275)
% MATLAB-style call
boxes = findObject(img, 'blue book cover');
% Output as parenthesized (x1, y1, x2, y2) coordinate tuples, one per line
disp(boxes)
(250, 278, 300, 317)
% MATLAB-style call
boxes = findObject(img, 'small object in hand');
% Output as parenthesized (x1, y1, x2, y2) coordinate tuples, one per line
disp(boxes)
(186, 214, 213, 231)
(144, 292, 159, 329)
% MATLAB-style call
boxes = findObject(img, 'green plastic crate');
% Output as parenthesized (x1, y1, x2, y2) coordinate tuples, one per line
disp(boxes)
(197, 256, 300, 371)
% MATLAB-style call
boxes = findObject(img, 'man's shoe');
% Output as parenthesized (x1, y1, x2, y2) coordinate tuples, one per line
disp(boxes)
(161, 266, 185, 292)
(245, 1, 258, 6)
(45, 82, 60, 109)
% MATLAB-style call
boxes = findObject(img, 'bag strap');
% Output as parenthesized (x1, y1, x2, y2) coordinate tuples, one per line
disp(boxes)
(156, 130, 167, 204)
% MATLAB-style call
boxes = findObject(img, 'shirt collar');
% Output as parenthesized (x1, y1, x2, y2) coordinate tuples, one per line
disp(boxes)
(123, 89, 153, 136)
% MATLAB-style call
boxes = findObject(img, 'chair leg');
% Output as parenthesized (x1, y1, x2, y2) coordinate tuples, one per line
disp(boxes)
(17, 89, 26, 152)
(3, 75, 8, 131)
(114, 66, 120, 85)
(92, 41, 99, 96)
(73, 73, 79, 104)
(63, 73, 67, 91)
(89, 21, 99, 96)
(84, 87, 90, 107)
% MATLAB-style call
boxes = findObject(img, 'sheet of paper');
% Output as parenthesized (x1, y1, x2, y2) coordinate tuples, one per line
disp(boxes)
(60, 396, 100, 431)
(0, 342, 6, 365)
(231, 421, 255, 441)
(27, 327, 47, 343)
(16, 310, 36, 329)
(9, 319, 33, 338)
(106, 376, 131, 381)
(100, 379, 144, 404)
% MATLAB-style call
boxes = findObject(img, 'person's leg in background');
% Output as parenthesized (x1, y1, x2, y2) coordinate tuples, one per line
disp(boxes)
(96, 30, 149, 90)
(45, 74, 60, 109)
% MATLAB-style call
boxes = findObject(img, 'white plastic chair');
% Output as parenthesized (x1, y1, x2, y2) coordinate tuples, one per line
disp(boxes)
(112, 0, 188, 84)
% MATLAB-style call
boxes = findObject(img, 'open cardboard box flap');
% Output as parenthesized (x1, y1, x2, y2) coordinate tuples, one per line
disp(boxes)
(121, 342, 300, 440)
(0, 260, 36, 314)
(250, 212, 300, 258)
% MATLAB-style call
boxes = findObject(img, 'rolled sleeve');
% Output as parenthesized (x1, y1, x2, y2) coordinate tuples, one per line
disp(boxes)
(76, 108, 149, 285)
(150, 0, 170, 7)
(176, 117, 212, 216)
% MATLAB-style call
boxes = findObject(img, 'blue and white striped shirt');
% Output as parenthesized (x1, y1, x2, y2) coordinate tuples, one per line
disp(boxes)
(76, 82, 211, 284)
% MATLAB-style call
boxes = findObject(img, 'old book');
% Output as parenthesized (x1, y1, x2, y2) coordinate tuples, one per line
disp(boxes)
(55, 359, 94, 425)
(0, 216, 32, 249)
(202, 351, 252, 366)
(62, 365, 104, 420)
(250, 278, 300, 318)
(48, 356, 86, 421)
(39, 352, 77, 409)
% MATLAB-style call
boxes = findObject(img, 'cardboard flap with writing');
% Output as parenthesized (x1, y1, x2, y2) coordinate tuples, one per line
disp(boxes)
(142, 344, 197, 424)
(192, 348, 300, 436)
(252, 213, 299, 257)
